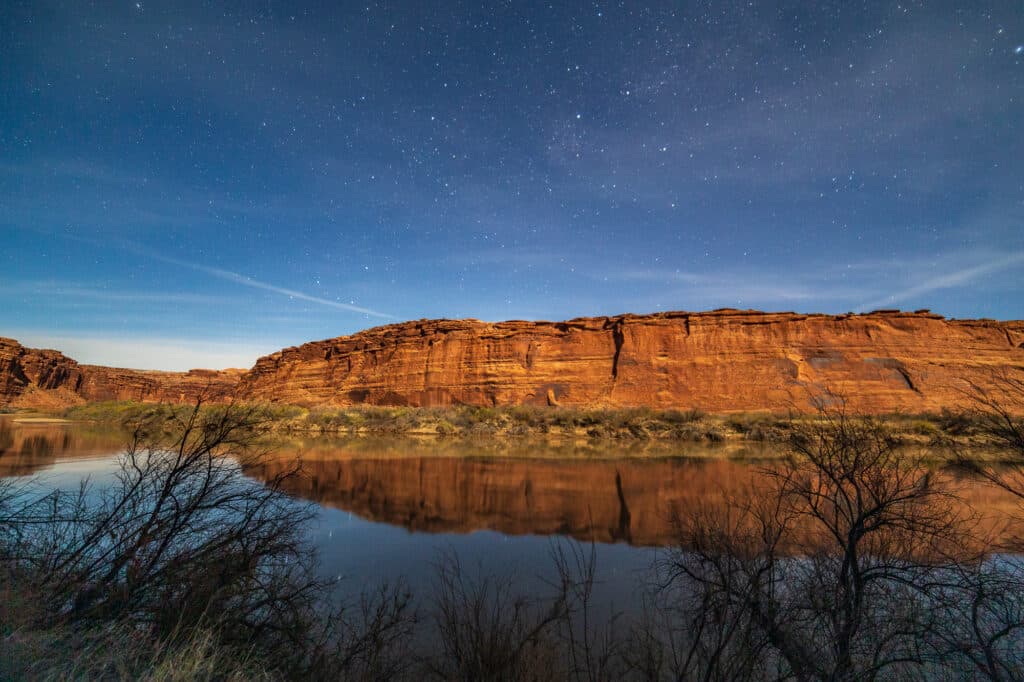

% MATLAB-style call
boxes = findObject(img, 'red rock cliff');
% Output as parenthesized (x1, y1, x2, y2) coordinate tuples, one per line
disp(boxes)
(238, 310, 1024, 413)
(4, 310, 1024, 412)
(0, 338, 84, 399)
(0, 337, 241, 408)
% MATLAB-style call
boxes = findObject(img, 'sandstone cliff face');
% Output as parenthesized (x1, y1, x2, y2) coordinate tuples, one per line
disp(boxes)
(75, 365, 244, 404)
(238, 310, 1024, 413)
(4, 310, 1024, 412)
(0, 337, 241, 408)
(0, 337, 85, 405)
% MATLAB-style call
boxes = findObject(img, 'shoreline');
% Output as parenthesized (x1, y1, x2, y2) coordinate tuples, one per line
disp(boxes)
(9, 399, 1006, 456)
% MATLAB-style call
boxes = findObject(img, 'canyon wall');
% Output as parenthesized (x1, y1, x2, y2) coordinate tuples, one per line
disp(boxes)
(239, 310, 1024, 413)
(0, 337, 241, 408)
(4, 309, 1024, 413)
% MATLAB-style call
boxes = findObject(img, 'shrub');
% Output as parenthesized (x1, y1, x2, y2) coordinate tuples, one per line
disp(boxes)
(907, 419, 940, 437)
(702, 427, 726, 443)
(661, 408, 705, 425)
(1, 400, 414, 679)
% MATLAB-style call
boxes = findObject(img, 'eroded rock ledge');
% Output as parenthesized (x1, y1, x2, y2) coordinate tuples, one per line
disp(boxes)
(4, 309, 1024, 413)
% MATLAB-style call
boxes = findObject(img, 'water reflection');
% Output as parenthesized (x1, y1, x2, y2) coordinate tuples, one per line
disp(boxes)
(250, 454, 760, 546)
(0, 418, 126, 476)
(248, 445, 1024, 549)
(3, 419, 1022, 549)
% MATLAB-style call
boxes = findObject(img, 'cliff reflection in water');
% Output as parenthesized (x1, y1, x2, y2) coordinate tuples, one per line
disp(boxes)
(0, 419, 126, 476)
(252, 453, 753, 546)
(245, 442, 1024, 548)
(4, 419, 1022, 550)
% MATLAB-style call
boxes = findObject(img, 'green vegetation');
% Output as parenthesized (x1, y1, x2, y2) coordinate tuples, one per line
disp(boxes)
(59, 400, 1007, 450)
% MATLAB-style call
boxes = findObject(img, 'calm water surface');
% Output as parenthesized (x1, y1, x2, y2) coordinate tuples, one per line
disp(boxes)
(3, 417, 1021, 612)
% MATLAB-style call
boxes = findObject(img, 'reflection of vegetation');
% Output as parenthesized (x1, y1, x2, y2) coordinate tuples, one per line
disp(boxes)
(18, 434, 56, 459)
(956, 373, 1024, 502)
(0, 420, 13, 455)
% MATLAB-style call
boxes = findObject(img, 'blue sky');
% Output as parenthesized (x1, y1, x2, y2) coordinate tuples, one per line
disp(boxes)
(2, 1, 1023, 370)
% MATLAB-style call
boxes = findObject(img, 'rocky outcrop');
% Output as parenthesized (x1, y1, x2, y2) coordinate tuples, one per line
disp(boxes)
(0, 337, 241, 408)
(238, 310, 1024, 413)
(0, 337, 84, 402)
(3, 309, 1024, 413)
(75, 365, 244, 404)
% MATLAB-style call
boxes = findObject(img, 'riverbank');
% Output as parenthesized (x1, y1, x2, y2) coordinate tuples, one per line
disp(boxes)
(40, 400, 995, 450)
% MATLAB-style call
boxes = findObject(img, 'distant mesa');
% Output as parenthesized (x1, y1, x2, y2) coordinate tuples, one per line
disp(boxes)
(2, 309, 1024, 414)
(0, 336, 240, 409)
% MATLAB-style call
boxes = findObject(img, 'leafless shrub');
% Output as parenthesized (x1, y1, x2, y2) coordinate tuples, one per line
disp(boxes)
(0, 399, 415, 679)
(549, 541, 625, 682)
(922, 557, 1024, 681)
(316, 580, 418, 681)
(426, 549, 569, 681)
(631, 481, 790, 681)
(7, 389, 1024, 679)
(931, 372, 1024, 680)
(653, 407, 990, 681)
(955, 373, 1024, 508)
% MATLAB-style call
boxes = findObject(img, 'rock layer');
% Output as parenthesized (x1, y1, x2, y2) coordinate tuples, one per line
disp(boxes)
(239, 310, 1024, 413)
(3, 310, 1024, 413)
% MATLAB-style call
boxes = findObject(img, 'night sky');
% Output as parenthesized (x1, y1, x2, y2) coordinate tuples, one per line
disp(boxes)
(2, 2, 1022, 370)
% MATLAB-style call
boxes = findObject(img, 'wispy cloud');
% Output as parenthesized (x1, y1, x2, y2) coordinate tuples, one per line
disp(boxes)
(603, 267, 867, 306)
(0, 280, 231, 306)
(126, 246, 394, 319)
(855, 252, 1024, 312)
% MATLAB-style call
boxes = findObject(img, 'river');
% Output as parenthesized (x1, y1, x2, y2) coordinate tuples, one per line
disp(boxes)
(2, 416, 1021, 615)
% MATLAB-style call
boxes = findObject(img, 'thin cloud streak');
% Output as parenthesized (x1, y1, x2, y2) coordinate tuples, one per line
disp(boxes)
(129, 247, 394, 319)
(855, 252, 1024, 312)
(605, 268, 867, 305)
(0, 280, 231, 305)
